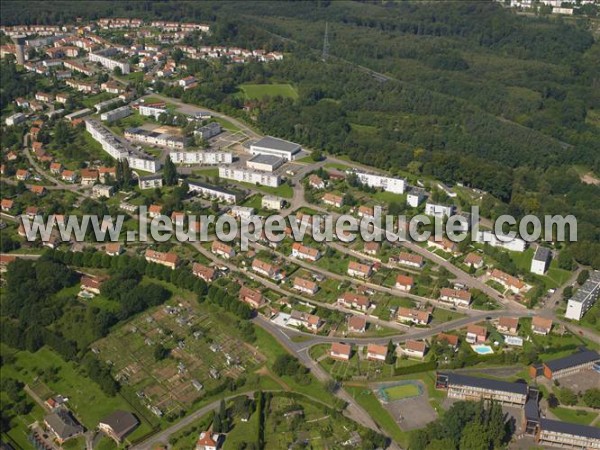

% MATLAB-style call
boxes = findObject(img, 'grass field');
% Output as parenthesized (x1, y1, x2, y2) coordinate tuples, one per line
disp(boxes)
(212, 116, 241, 132)
(239, 83, 298, 100)
(383, 383, 420, 401)
(550, 407, 598, 426)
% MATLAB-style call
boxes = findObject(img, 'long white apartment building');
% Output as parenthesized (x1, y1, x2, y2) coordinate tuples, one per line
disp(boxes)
(187, 180, 240, 204)
(124, 128, 188, 150)
(139, 104, 167, 120)
(218, 166, 281, 187)
(84, 119, 161, 173)
(88, 48, 130, 74)
(565, 271, 600, 321)
(475, 230, 527, 253)
(169, 151, 232, 165)
(425, 202, 456, 218)
(100, 105, 131, 122)
(350, 170, 406, 194)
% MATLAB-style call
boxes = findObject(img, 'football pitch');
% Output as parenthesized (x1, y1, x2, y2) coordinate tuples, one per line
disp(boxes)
(382, 383, 421, 400)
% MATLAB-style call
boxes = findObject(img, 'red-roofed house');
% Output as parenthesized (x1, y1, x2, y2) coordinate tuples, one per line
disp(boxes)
(330, 343, 352, 361)
(400, 340, 428, 359)
(291, 242, 320, 262)
(532, 317, 553, 335)
(437, 333, 459, 348)
(144, 249, 179, 270)
(80, 169, 98, 186)
(439, 288, 472, 308)
(490, 269, 527, 294)
(497, 317, 519, 334)
(16, 169, 29, 181)
(337, 292, 370, 312)
(322, 193, 344, 208)
(395, 274, 414, 292)
(395, 252, 424, 269)
(192, 263, 216, 283)
(347, 315, 367, 333)
(61, 170, 77, 183)
(252, 259, 281, 279)
(81, 276, 105, 295)
(105, 243, 123, 256)
(1, 199, 14, 212)
(363, 241, 380, 256)
(397, 307, 430, 325)
(464, 252, 484, 269)
(148, 204, 163, 218)
(50, 162, 63, 174)
(366, 344, 388, 362)
(196, 431, 223, 450)
(211, 241, 235, 259)
(293, 277, 318, 295)
(308, 174, 325, 190)
(239, 286, 264, 309)
(347, 261, 372, 279)
(466, 325, 487, 344)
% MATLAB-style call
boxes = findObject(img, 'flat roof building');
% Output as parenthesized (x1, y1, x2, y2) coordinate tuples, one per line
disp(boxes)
(246, 154, 285, 172)
(531, 246, 551, 275)
(436, 372, 529, 406)
(249, 136, 301, 161)
(542, 348, 600, 380)
(565, 270, 600, 321)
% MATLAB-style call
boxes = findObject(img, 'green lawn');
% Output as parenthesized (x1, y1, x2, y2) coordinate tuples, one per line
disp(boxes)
(550, 407, 598, 426)
(1, 346, 156, 433)
(382, 383, 420, 400)
(236, 181, 294, 199)
(239, 83, 298, 100)
(223, 410, 259, 449)
(212, 116, 241, 132)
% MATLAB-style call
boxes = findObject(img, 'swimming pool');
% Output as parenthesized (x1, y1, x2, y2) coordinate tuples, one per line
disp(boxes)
(471, 344, 494, 355)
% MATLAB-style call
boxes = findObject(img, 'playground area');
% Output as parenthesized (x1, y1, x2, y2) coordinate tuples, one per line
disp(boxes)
(375, 380, 438, 431)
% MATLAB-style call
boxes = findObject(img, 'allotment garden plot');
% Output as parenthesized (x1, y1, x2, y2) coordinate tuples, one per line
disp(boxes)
(93, 298, 266, 418)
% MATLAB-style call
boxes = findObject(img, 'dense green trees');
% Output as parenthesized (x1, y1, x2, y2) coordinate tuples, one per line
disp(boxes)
(410, 400, 510, 450)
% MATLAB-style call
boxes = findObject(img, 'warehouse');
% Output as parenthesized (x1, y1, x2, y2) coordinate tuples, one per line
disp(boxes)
(249, 136, 301, 161)
(246, 154, 285, 172)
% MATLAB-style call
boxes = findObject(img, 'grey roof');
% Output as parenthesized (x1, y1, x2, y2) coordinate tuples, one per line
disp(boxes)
(540, 418, 600, 440)
(248, 154, 284, 165)
(524, 398, 539, 420)
(45, 409, 84, 439)
(569, 270, 600, 305)
(99, 410, 138, 439)
(443, 372, 529, 396)
(188, 180, 237, 196)
(544, 348, 600, 373)
(533, 246, 551, 262)
(252, 136, 301, 153)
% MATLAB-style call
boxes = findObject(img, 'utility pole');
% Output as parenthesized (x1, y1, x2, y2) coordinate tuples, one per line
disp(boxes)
(322, 22, 330, 61)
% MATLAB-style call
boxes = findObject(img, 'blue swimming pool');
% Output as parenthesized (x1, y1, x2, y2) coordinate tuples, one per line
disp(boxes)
(471, 344, 494, 355)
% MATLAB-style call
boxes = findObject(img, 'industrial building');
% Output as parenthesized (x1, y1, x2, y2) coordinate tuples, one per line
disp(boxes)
(249, 136, 301, 161)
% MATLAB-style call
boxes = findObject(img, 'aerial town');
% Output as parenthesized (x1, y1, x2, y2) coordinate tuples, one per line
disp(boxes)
(0, 2, 599, 450)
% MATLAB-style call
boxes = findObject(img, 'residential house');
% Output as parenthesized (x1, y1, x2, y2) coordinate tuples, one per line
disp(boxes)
(363, 241, 380, 256)
(291, 242, 321, 262)
(322, 193, 344, 208)
(98, 410, 139, 444)
(212, 241, 235, 259)
(397, 307, 430, 325)
(239, 286, 263, 309)
(330, 343, 352, 361)
(464, 253, 484, 269)
(16, 169, 29, 181)
(395, 252, 424, 269)
(490, 269, 528, 294)
(44, 409, 84, 444)
(437, 333, 459, 349)
(358, 205, 375, 219)
(25, 206, 40, 219)
(428, 237, 459, 255)
(531, 317, 552, 335)
(337, 292, 370, 312)
(400, 340, 427, 359)
(497, 317, 519, 334)
(192, 263, 216, 283)
(439, 288, 472, 308)
(196, 431, 224, 450)
(347, 261, 372, 279)
(308, 174, 325, 189)
(81, 276, 105, 295)
(466, 325, 487, 344)
(98, 166, 116, 182)
(347, 315, 367, 333)
(105, 243, 123, 256)
(80, 169, 98, 186)
(292, 277, 318, 295)
(50, 162, 63, 174)
(1, 199, 14, 212)
(144, 249, 179, 270)
(288, 310, 321, 331)
(138, 174, 163, 190)
(61, 170, 77, 183)
(252, 259, 281, 279)
(366, 343, 388, 362)
(395, 274, 414, 292)
(148, 204, 163, 218)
